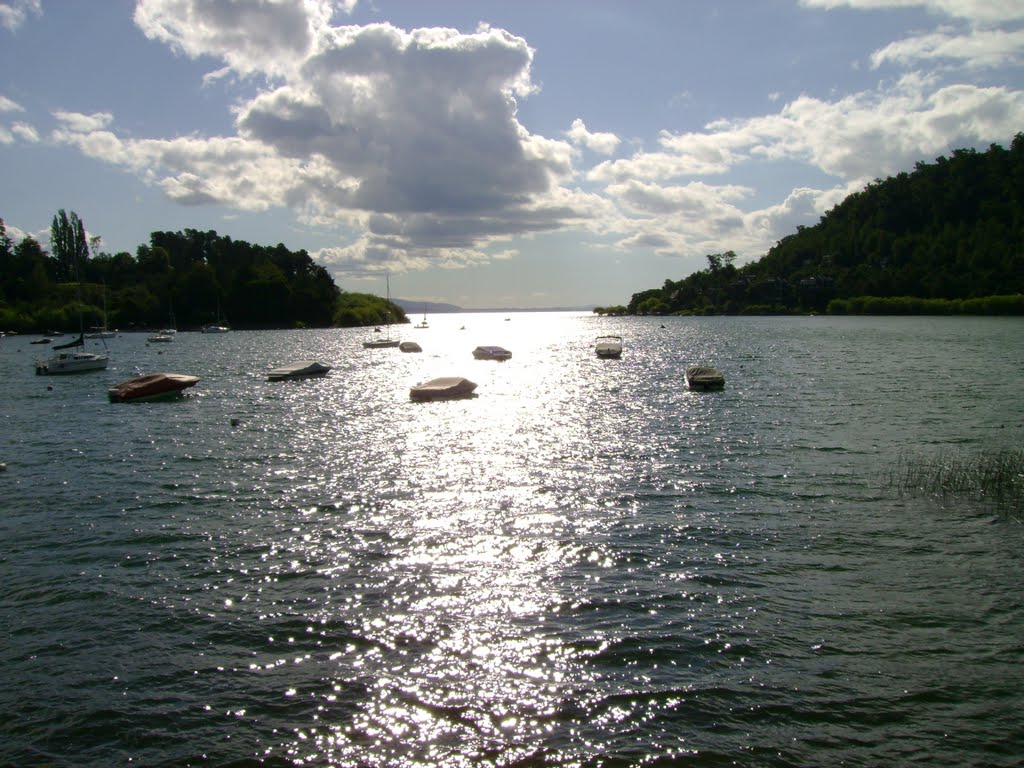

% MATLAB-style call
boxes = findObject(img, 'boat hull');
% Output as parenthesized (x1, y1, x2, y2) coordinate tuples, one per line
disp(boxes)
(410, 377, 478, 401)
(267, 361, 332, 381)
(685, 366, 725, 390)
(472, 346, 512, 361)
(36, 352, 109, 375)
(108, 373, 200, 403)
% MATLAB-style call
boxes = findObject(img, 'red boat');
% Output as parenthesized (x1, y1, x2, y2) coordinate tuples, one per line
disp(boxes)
(108, 373, 200, 403)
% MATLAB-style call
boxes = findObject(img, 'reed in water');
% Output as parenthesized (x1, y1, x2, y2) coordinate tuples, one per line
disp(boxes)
(887, 448, 1024, 522)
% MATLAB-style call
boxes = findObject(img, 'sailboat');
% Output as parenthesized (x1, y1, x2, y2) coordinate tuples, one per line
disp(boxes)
(363, 276, 400, 348)
(85, 282, 116, 338)
(36, 276, 110, 374)
(150, 303, 176, 342)
(415, 304, 429, 329)
(202, 298, 230, 333)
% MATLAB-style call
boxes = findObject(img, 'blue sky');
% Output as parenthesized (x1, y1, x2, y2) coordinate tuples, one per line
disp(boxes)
(2, 1, 1022, 308)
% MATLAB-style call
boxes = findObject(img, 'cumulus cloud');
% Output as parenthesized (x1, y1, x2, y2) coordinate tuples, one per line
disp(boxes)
(0, 0, 40, 32)
(567, 118, 620, 155)
(133, 0, 336, 79)
(52, 3, 588, 273)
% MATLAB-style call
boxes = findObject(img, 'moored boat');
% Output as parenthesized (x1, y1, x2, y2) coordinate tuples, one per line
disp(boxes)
(399, 341, 422, 353)
(108, 373, 200, 402)
(410, 376, 478, 402)
(595, 335, 623, 359)
(35, 334, 109, 375)
(685, 365, 725, 391)
(267, 360, 332, 381)
(472, 345, 512, 361)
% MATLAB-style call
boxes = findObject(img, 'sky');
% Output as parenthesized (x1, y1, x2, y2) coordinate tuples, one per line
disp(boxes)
(1, 1, 1023, 309)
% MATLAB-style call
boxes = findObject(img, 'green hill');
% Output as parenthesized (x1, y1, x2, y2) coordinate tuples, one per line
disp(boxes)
(622, 132, 1024, 316)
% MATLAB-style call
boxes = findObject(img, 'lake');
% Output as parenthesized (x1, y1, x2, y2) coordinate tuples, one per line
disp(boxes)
(1, 313, 1022, 767)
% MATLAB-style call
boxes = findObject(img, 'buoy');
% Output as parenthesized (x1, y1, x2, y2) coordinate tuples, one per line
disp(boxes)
(0, 463, 7, 472)
(230, 418, 240, 427)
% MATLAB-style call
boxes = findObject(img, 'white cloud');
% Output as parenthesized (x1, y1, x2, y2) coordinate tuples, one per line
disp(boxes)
(49, 12, 588, 273)
(11, 121, 38, 142)
(799, 0, 1024, 25)
(567, 118, 620, 155)
(53, 110, 113, 132)
(133, 0, 336, 79)
(0, 0, 40, 32)
(871, 26, 1024, 69)
(0, 94, 24, 112)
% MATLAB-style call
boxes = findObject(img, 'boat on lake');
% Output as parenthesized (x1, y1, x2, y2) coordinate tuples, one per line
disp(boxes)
(202, 299, 230, 333)
(685, 365, 725, 391)
(148, 332, 174, 343)
(409, 376, 477, 402)
(595, 335, 623, 359)
(35, 334, 109, 375)
(363, 275, 400, 348)
(108, 373, 200, 402)
(399, 341, 422, 353)
(267, 360, 332, 381)
(473, 345, 512, 361)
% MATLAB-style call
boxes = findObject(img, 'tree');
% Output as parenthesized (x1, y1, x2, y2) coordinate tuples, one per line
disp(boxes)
(49, 209, 90, 282)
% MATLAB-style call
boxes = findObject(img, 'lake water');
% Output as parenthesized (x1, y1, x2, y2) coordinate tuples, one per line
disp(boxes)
(1, 314, 1022, 767)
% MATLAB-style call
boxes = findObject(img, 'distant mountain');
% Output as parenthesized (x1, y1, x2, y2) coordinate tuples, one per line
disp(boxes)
(393, 299, 463, 314)
(394, 299, 596, 313)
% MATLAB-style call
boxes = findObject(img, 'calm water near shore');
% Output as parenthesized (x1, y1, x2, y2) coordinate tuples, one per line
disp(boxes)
(1, 313, 1022, 767)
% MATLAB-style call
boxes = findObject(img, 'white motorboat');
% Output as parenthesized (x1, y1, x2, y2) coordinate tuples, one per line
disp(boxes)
(148, 332, 174, 343)
(472, 345, 512, 361)
(410, 376, 478, 401)
(267, 360, 332, 381)
(399, 341, 422, 353)
(108, 372, 200, 402)
(595, 335, 623, 359)
(685, 365, 725, 391)
(35, 334, 109, 375)
(201, 324, 230, 334)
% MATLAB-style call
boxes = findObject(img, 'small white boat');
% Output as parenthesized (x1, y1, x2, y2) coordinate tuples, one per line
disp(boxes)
(685, 365, 725, 391)
(595, 335, 623, 359)
(148, 332, 174, 343)
(472, 345, 512, 361)
(35, 334, 109, 375)
(267, 360, 332, 381)
(201, 324, 230, 334)
(363, 338, 400, 349)
(410, 376, 477, 402)
(108, 373, 199, 402)
(399, 341, 422, 353)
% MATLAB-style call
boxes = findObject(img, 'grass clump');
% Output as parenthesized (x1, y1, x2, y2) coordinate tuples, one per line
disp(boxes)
(887, 448, 1024, 523)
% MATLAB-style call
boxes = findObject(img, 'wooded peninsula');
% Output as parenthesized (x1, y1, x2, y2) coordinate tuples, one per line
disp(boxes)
(597, 133, 1024, 317)
(0, 219, 407, 332)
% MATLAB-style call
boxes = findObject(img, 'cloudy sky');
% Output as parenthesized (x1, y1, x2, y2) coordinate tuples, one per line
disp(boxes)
(1, 0, 1022, 308)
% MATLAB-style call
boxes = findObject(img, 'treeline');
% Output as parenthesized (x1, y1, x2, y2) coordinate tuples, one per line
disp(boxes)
(621, 133, 1024, 316)
(0, 217, 406, 331)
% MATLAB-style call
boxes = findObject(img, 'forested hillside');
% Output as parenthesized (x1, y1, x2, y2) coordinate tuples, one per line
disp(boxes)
(621, 133, 1024, 316)
(0, 220, 406, 331)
